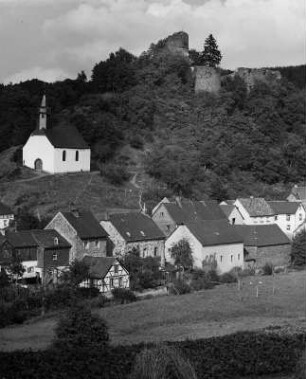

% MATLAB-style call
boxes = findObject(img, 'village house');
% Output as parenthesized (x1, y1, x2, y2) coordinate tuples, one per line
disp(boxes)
(287, 185, 306, 209)
(23, 96, 91, 174)
(0, 229, 71, 284)
(165, 220, 244, 274)
(267, 201, 306, 239)
(101, 212, 165, 259)
(219, 203, 244, 225)
(45, 209, 109, 262)
(234, 197, 275, 225)
(233, 224, 291, 268)
(79, 256, 129, 293)
(0, 202, 14, 234)
(152, 198, 227, 237)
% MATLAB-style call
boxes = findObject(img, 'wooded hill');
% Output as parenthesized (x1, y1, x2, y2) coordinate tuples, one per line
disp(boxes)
(0, 37, 305, 206)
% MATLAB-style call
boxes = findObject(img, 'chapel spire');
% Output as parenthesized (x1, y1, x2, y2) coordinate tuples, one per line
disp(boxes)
(39, 95, 47, 130)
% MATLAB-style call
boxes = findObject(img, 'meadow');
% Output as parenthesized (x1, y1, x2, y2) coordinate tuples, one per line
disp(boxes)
(0, 269, 305, 352)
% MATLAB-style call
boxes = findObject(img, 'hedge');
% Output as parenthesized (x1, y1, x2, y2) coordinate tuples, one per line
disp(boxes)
(0, 330, 305, 378)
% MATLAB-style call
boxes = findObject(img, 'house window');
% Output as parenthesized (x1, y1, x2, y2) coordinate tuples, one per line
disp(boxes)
(231, 255, 233, 262)
(54, 237, 58, 246)
(114, 265, 119, 274)
(166, 225, 170, 232)
(232, 218, 235, 225)
(75, 151, 79, 161)
(119, 277, 123, 287)
(160, 212, 164, 217)
(220, 255, 223, 262)
(84, 241, 90, 249)
(274, 215, 278, 221)
(299, 214, 303, 221)
(110, 278, 114, 288)
(238, 254, 240, 260)
(62, 150, 66, 161)
(143, 248, 147, 258)
(95, 240, 100, 248)
(286, 215, 290, 221)
(52, 253, 58, 261)
(154, 247, 158, 257)
(287, 225, 291, 231)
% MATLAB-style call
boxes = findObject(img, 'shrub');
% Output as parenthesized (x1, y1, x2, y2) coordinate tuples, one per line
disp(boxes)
(76, 286, 100, 299)
(44, 285, 76, 310)
(168, 279, 191, 295)
(100, 163, 130, 185)
(130, 345, 197, 379)
(130, 135, 144, 149)
(291, 230, 306, 267)
(219, 270, 238, 284)
(53, 304, 109, 350)
(112, 288, 137, 304)
(206, 269, 219, 284)
(190, 270, 215, 291)
(262, 262, 274, 276)
(88, 294, 108, 308)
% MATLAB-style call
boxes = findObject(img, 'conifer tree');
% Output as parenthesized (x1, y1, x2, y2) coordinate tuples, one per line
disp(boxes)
(201, 34, 222, 67)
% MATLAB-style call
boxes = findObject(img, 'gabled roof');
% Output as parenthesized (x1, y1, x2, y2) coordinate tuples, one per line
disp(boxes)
(291, 186, 306, 201)
(0, 202, 14, 216)
(62, 211, 108, 240)
(160, 200, 227, 224)
(5, 229, 71, 249)
(237, 198, 274, 217)
(268, 201, 301, 215)
(108, 212, 165, 242)
(220, 204, 236, 218)
(32, 125, 89, 149)
(184, 220, 243, 247)
(233, 225, 290, 247)
(82, 256, 124, 279)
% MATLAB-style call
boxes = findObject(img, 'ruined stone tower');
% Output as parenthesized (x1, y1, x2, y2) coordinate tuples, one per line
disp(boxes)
(164, 31, 189, 57)
(194, 66, 221, 94)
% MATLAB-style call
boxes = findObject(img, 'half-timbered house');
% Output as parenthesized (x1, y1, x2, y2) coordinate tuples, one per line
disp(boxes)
(80, 256, 129, 293)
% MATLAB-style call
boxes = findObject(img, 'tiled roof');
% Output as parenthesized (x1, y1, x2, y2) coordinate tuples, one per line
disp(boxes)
(163, 200, 227, 224)
(237, 198, 274, 217)
(233, 225, 290, 247)
(268, 201, 300, 215)
(109, 212, 165, 242)
(291, 186, 306, 201)
(185, 220, 243, 247)
(82, 256, 120, 279)
(6, 229, 70, 249)
(62, 211, 108, 240)
(0, 202, 14, 216)
(32, 125, 89, 149)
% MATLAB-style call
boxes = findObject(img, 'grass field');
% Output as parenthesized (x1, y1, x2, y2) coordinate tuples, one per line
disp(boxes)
(0, 270, 305, 352)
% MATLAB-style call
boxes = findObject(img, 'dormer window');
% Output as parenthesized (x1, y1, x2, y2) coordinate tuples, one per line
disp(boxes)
(62, 150, 66, 161)
(140, 231, 145, 236)
(54, 237, 59, 246)
(126, 232, 131, 237)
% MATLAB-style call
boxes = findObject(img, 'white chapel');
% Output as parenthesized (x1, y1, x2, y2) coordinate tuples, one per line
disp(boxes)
(23, 96, 91, 174)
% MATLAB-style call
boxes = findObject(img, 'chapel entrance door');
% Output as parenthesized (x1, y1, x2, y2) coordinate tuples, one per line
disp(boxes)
(34, 158, 43, 172)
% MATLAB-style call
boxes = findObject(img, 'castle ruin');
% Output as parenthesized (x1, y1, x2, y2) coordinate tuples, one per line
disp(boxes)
(194, 66, 221, 94)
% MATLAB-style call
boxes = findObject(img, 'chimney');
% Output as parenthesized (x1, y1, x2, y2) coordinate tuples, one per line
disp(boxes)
(104, 211, 109, 221)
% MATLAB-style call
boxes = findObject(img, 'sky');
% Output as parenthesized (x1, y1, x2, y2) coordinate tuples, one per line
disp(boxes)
(0, 0, 305, 84)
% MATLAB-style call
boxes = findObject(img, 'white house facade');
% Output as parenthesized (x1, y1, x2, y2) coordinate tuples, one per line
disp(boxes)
(234, 198, 275, 225)
(23, 95, 90, 174)
(0, 203, 14, 232)
(165, 221, 244, 274)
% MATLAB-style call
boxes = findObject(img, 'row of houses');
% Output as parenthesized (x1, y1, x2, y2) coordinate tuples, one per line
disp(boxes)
(0, 184, 305, 291)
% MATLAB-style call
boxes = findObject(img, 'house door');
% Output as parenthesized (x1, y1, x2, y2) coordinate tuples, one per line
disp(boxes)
(34, 158, 43, 172)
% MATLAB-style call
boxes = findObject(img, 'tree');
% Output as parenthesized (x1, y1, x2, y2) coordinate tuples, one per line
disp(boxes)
(9, 253, 25, 283)
(200, 34, 222, 67)
(170, 239, 193, 270)
(62, 260, 90, 287)
(53, 304, 109, 349)
(291, 230, 306, 267)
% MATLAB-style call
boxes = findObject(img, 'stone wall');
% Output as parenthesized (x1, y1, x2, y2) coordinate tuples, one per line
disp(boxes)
(164, 31, 189, 57)
(194, 66, 221, 93)
(245, 244, 291, 267)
